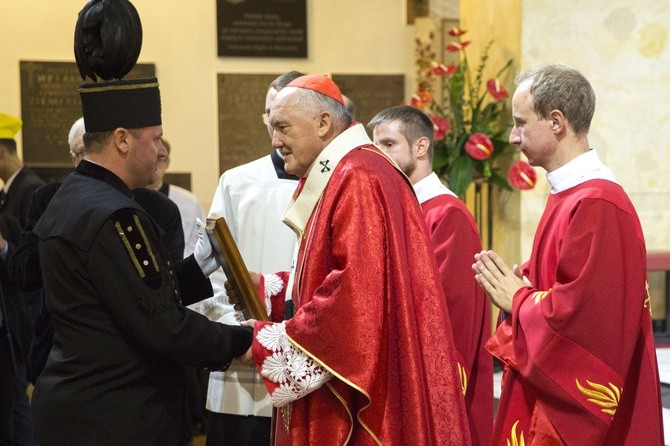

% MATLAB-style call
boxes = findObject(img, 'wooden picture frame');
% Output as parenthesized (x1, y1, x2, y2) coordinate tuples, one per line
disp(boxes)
(206, 217, 269, 321)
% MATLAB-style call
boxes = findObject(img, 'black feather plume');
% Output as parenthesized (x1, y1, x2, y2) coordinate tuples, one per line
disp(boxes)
(74, 0, 143, 82)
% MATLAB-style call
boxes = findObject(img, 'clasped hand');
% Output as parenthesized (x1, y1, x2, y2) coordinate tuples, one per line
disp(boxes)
(472, 250, 530, 313)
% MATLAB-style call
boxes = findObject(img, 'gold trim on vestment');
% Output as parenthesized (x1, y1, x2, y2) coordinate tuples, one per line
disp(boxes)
(285, 333, 382, 445)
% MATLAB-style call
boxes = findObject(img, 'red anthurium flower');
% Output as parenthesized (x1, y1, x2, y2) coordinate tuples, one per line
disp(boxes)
(465, 133, 493, 160)
(446, 40, 471, 52)
(430, 62, 458, 76)
(486, 79, 508, 101)
(508, 160, 537, 190)
(431, 116, 450, 141)
(448, 27, 467, 37)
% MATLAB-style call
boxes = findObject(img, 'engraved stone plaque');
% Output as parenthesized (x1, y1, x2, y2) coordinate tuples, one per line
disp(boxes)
(331, 74, 406, 131)
(217, 0, 307, 58)
(19, 61, 155, 166)
(217, 73, 278, 175)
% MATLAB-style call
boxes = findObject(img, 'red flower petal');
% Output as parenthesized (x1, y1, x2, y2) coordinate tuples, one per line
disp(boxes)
(508, 161, 537, 190)
(465, 133, 493, 160)
(486, 79, 509, 101)
(431, 116, 450, 141)
(446, 40, 471, 52)
(430, 63, 458, 76)
(447, 27, 467, 37)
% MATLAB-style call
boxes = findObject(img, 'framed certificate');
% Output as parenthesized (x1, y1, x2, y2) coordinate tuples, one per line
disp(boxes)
(206, 217, 269, 321)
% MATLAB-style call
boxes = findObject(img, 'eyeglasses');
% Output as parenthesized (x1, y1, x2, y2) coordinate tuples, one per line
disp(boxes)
(261, 113, 270, 126)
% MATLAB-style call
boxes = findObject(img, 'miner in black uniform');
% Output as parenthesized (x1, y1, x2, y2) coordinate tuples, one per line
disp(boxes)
(29, 1, 251, 441)
(31, 77, 251, 444)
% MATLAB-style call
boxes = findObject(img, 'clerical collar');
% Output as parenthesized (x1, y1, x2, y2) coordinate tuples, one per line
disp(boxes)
(76, 159, 133, 198)
(413, 172, 457, 204)
(271, 149, 299, 180)
(546, 149, 618, 194)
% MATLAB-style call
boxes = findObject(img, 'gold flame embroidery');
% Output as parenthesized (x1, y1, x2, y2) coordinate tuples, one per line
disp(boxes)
(457, 362, 467, 396)
(575, 379, 621, 417)
(532, 290, 549, 304)
(506, 420, 525, 446)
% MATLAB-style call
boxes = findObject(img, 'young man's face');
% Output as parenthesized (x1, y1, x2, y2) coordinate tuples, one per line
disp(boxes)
(509, 80, 556, 170)
(268, 89, 325, 178)
(372, 120, 416, 178)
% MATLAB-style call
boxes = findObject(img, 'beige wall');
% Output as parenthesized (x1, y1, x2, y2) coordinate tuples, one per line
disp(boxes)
(519, 0, 670, 256)
(0, 0, 415, 210)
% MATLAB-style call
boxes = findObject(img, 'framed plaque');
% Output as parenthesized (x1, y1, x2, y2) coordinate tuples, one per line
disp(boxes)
(217, 0, 307, 58)
(206, 217, 268, 321)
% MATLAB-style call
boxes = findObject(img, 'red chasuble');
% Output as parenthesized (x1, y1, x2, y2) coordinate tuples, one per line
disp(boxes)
(487, 179, 664, 445)
(422, 194, 493, 446)
(253, 145, 470, 445)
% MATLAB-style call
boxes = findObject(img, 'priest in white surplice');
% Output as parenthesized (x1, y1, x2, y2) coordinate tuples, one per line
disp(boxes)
(189, 71, 304, 446)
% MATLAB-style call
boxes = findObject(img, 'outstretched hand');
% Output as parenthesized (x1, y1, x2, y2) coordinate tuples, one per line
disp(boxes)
(237, 319, 257, 366)
(472, 250, 530, 313)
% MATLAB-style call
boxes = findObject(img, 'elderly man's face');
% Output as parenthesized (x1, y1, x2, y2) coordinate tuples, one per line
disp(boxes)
(268, 88, 325, 178)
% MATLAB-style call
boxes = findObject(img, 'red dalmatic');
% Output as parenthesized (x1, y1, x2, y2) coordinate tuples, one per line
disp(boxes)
(488, 180, 664, 445)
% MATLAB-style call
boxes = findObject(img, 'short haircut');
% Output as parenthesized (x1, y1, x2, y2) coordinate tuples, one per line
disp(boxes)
(68, 117, 86, 152)
(515, 63, 595, 135)
(271, 71, 306, 92)
(367, 105, 435, 160)
(295, 88, 352, 132)
(83, 131, 112, 154)
(0, 139, 17, 154)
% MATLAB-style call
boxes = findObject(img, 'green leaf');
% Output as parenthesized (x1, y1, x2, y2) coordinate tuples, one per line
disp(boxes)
(490, 169, 513, 191)
(448, 155, 474, 198)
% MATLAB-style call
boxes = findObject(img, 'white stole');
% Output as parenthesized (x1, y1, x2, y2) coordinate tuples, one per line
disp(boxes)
(282, 123, 373, 305)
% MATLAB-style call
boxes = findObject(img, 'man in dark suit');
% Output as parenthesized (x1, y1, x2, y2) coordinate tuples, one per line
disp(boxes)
(0, 112, 42, 445)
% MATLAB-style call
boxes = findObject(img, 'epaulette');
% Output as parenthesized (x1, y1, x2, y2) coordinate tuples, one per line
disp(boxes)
(111, 208, 162, 289)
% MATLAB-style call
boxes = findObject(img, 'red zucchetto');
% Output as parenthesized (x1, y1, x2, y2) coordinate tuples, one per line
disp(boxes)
(286, 74, 345, 105)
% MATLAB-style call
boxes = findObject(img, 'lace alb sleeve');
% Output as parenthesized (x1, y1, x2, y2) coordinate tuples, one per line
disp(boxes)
(256, 322, 333, 407)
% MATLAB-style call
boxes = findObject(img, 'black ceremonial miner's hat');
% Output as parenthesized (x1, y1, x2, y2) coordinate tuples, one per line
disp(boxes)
(74, 0, 161, 132)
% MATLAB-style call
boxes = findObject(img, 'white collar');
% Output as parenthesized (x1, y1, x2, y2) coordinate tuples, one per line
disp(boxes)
(413, 172, 457, 204)
(546, 149, 618, 194)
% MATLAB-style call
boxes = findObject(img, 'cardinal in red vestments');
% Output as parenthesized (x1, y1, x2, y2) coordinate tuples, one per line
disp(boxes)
(473, 64, 664, 445)
(236, 75, 471, 445)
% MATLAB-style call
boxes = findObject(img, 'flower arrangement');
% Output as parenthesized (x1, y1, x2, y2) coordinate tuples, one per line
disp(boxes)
(412, 27, 536, 197)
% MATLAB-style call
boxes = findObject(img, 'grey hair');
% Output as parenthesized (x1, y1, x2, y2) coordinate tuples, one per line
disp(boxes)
(68, 117, 86, 152)
(515, 63, 595, 135)
(294, 88, 352, 131)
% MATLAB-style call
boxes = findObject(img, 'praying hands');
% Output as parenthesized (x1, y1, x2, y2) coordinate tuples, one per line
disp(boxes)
(472, 250, 531, 313)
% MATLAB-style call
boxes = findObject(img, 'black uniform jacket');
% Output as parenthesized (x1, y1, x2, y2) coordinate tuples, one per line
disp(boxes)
(32, 161, 251, 446)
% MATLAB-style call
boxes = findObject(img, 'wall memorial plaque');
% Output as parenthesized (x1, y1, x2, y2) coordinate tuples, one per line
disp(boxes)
(217, 73, 278, 175)
(331, 74, 405, 130)
(217, 0, 307, 58)
(20, 61, 155, 167)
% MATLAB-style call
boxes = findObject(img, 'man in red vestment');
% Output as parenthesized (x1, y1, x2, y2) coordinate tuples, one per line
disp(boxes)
(368, 105, 493, 445)
(236, 75, 470, 445)
(473, 64, 664, 445)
